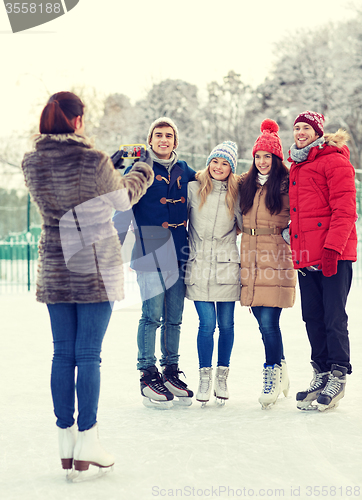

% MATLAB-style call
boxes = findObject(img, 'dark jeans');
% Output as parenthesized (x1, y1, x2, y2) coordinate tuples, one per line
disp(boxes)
(298, 260, 353, 374)
(194, 301, 235, 368)
(252, 306, 284, 366)
(47, 302, 112, 431)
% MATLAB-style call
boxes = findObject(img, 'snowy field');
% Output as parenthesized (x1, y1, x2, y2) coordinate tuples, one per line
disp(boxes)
(1, 284, 361, 500)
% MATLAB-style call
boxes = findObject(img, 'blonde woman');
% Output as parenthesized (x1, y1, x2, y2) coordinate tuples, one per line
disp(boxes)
(185, 142, 242, 405)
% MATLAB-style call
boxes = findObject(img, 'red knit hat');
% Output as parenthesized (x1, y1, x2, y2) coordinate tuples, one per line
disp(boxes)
(252, 119, 283, 160)
(293, 110, 325, 137)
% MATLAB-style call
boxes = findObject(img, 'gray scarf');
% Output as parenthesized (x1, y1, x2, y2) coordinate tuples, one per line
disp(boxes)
(149, 148, 178, 173)
(289, 137, 325, 163)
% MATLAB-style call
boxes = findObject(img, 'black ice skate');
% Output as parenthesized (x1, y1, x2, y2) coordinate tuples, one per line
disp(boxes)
(317, 364, 347, 412)
(140, 366, 174, 409)
(296, 361, 330, 411)
(162, 364, 194, 406)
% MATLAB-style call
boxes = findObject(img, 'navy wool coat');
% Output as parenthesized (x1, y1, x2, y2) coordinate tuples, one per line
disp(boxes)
(113, 159, 196, 272)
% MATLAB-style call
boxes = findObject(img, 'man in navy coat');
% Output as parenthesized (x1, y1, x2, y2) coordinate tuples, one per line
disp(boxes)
(114, 117, 195, 407)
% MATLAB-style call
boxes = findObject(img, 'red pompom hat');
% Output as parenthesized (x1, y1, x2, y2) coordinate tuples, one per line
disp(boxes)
(252, 119, 284, 160)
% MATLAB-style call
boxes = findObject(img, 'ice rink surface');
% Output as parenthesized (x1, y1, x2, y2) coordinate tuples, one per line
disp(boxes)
(1, 284, 361, 500)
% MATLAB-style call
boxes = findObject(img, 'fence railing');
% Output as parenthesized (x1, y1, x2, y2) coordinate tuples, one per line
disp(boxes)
(1, 238, 361, 294)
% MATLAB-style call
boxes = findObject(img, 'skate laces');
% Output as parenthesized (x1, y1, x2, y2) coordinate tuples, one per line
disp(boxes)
(164, 367, 188, 389)
(322, 374, 345, 398)
(307, 371, 329, 392)
(142, 371, 169, 394)
(199, 373, 211, 394)
(262, 366, 276, 394)
(216, 368, 229, 391)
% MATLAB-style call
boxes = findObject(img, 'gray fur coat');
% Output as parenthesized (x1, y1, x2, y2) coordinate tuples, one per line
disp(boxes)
(21, 133, 153, 303)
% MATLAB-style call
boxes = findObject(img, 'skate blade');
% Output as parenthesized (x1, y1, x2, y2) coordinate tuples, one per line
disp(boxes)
(142, 398, 173, 410)
(260, 402, 275, 410)
(172, 397, 193, 407)
(215, 397, 226, 406)
(68, 465, 114, 482)
(317, 402, 339, 412)
(297, 401, 319, 411)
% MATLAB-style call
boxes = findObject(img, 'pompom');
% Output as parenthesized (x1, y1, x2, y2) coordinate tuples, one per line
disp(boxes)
(260, 119, 279, 134)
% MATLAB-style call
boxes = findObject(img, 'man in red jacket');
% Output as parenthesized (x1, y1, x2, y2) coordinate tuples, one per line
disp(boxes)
(288, 111, 357, 412)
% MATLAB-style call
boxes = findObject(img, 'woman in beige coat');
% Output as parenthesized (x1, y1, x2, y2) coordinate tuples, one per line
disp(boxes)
(185, 142, 242, 405)
(239, 119, 296, 409)
(21, 92, 153, 478)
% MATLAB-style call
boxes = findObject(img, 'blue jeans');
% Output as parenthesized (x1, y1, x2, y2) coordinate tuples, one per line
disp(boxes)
(194, 301, 235, 369)
(47, 302, 112, 431)
(136, 269, 185, 370)
(252, 306, 283, 366)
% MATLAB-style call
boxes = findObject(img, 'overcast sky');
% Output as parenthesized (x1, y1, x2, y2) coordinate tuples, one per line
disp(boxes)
(0, 0, 359, 136)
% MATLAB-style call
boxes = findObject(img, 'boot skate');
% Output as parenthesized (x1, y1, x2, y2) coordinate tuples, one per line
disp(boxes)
(214, 366, 229, 405)
(280, 359, 290, 397)
(259, 364, 281, 409)
(58, 423, 78, 480)
(162, 364, 193, 406)
(317, 364, 347, 412)
(196, 367, 212, 407)
(140, 366, 174, 409)
(296, 361, 330, 411)
(72, 423, 114, 482)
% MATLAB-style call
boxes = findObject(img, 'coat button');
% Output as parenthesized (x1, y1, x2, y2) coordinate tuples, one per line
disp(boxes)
(162, 222, 169, 228)
(296, 260, 299, 264)
(294, 234, 298, 238)
(318, 222, 322, 227)
(293, 208, 296, 212)
(293, 181, 296, 185)
(160, 197, 167, 204)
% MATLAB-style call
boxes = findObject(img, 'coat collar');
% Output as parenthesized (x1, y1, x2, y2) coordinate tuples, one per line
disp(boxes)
(33, 133, 94, 150)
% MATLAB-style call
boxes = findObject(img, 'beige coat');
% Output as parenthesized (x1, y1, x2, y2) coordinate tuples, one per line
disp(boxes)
(240, 175, 296, 308)
(185, 179, 242, 302)
(21, 133, 154, 304)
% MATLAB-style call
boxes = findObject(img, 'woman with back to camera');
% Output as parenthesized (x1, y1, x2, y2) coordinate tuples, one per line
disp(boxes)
(21, 91, 154, 479)
(239, 119, 296, 409)
(185, 141, 242, 406)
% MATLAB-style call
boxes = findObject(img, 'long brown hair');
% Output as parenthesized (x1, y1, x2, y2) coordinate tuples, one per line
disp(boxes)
(239, 154, 289, 215)
(196, 166, 240, 218)
(39, 91, 84, 134)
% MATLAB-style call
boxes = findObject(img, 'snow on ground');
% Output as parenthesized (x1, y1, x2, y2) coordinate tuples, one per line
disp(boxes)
(1, 285, 361, 500)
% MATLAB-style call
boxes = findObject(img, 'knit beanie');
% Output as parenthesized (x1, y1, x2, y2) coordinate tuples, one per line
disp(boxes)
(206, 141, 238, 173)
(294, 111, 325, 137)
(252, 119, 283, 160)
(147, 117, 179, 149)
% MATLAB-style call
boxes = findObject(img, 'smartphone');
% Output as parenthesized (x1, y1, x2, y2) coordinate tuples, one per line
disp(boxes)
(119, 144, 147, 158)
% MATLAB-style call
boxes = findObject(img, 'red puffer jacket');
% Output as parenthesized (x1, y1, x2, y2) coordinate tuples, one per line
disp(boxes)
(288, 130, 357, 269)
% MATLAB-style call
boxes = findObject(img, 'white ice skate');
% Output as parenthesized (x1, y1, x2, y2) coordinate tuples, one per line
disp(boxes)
(58, 423, 77, 479)
(69, 423, 114, 482)
(280, 359, 290, 397)
(259, 364, 281, 409)
(214, 366, 230, 405)
(196, 367, 212, 407)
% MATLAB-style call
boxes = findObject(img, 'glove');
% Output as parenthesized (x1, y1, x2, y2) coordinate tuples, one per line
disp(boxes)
(111, 150, 125, 170)
(138, 148, 153, 168)
(319, 248, 339, 277)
